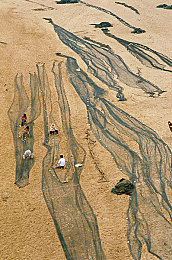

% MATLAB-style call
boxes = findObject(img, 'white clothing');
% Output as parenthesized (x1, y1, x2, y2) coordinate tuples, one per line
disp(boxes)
(75, 164, 83, 167)
(58, 158, 65, 166)
(50, 126, 56, 131)
(23, 149, 33, 159)
(24, 150, 31, 157)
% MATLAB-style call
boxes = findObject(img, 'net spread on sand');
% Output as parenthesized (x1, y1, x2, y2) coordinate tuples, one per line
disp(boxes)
(8, 73, 41, 187)
(45, 20, 171, 259)
(8, 17, 172, 260)
(66, 56, 172, 260)
(45, 18, 165, 100)
(38, 63, 106, 259)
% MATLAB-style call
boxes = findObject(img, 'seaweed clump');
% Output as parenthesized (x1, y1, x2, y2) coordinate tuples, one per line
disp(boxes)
(56, 0, 79, 4)
(111, 178, 135, 195)
(157, 4, 172, 9)
(131, 28, 145, 34)
(90, 22, 113, 28)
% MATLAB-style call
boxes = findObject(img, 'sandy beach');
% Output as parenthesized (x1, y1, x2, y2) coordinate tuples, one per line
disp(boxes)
(0, 1, 172, 259)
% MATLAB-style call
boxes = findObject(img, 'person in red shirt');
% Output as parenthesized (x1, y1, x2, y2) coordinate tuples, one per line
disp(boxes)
(21, 113, 27, 126)
(168, 121, 172, 132)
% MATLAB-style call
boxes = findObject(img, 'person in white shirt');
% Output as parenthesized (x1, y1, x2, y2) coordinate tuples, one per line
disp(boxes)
(49, 123, 58, 135)
(53, 155, 65, 169)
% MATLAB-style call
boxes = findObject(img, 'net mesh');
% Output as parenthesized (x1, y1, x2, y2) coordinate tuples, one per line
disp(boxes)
(8, 18, 172, 258)
(45, 19, 164, 100)
(37, 63, 106, 260)
(66, 56, 172, 260)
(8, 74, 41, 187)
(102, 30, 172, 72)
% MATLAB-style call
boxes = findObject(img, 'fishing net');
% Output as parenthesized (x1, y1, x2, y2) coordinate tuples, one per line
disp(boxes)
(37, 63, 106, 260)
(46, 19, 163, 100)
(66, 57, 172, 260)
(102, 31, 172, 72)
(8, 74, 41, 187)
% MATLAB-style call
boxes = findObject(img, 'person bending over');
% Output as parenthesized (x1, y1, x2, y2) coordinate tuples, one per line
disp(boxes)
(23, 149, 34, 159)
(53, 154, 65, 169)
(21, 126, 30, 140)
(21, 113, 27, 126)
(49, 123, 58, 135)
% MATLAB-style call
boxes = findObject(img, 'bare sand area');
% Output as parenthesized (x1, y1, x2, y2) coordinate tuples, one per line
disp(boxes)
(0, 1, 172, 260)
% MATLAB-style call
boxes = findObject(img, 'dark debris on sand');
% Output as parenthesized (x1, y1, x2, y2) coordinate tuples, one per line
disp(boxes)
(90, 22, 113, 28)
(131, 28, 145, 34)
(157, 4, 172, 9)
(111, 178, 135, 196)
(56, 0, 79, 4)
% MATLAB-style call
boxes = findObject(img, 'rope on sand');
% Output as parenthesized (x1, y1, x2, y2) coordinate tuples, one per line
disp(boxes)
(85, 129, 108, 182)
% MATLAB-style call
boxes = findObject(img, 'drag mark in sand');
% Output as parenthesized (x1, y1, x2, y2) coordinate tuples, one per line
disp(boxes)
(115, 2, 140, 14)
(25, 0, 55, 10)
(102, 30, 172, 72)
(8, 73, 41, 188)
(65, 57, 172, 260)
(0, 41, 7, 45)
(37, 63, 106, 260)
(44, 18, 164, 100)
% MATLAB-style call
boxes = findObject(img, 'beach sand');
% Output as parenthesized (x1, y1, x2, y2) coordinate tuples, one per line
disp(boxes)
(0, 0, 172, 259)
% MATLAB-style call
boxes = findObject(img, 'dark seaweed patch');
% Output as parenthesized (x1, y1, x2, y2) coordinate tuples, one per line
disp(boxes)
(157, 4, 172, 9)
(111, 178, 135, 195)
(131, 28, 145, 34)
(56, 0, 79, 3)
(90, 22, 113, 28)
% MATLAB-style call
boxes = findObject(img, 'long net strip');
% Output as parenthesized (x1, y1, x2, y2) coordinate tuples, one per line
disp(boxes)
(37, 63, 106, 260)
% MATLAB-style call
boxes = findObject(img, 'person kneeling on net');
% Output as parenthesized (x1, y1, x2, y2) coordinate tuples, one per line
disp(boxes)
(21, 126, 30, 140)
(49, 123, 58, 135)
(53, 154, 65, 169)
(23, 149, 34, 159)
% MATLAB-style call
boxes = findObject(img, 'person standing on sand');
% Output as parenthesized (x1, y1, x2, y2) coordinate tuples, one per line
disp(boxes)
(53, 155, 65, 169)
(168, 121, 172, 132)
